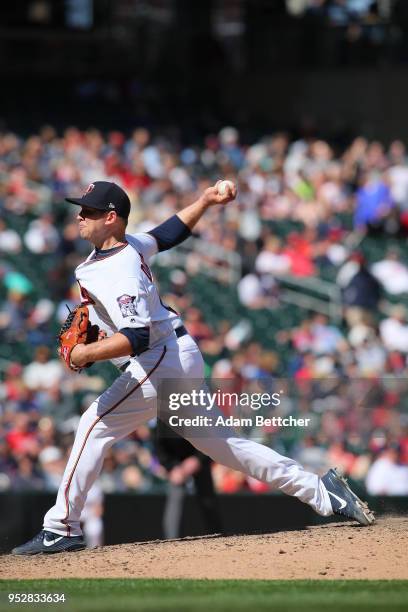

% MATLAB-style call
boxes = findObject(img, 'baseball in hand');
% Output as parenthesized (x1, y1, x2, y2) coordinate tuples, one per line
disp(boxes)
(217, 180, 235, 196)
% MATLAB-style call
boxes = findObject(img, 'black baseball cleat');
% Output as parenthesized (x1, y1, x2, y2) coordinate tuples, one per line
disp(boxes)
(322, 468, 375, 526)
(12, 530, 86, 555)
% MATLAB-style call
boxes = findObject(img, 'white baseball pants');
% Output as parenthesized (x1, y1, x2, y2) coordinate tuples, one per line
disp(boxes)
(44, 334, 332, 536)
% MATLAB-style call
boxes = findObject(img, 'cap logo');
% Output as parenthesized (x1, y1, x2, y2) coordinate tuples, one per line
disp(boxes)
(108, 203, 115, 209)
(84, 183, 95, 195)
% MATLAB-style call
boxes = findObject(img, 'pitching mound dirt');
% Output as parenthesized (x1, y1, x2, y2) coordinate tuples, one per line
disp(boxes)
(1, 516, 407, 581)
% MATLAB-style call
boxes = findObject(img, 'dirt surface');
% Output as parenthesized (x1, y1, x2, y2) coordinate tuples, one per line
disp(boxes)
(1, 516, 407, 581)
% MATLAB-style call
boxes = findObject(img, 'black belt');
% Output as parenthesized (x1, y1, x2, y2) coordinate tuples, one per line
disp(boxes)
(119, 325, 188, 372)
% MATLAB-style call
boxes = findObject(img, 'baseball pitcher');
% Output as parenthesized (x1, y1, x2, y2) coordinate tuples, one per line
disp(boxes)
(12, 181, 374, 555)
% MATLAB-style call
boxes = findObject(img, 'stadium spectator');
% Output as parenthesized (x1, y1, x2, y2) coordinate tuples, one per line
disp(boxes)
(12, 455, 44, 491)
(365, 446, 408, 495)
(354, 333, 387, 376)
(23, 346, 64, 392)
(339, 251, 381, 326)
(38, 446, 65, 491)
(5, 413, 39, 456)
(237, 272, 278, 309)
(309, 313, 345, 355)
(388, 140, 408, 210)
(24, 214, 60, 254)
(371, 247, 408, 295)
(282, 232, 316, 276)
(354, 171, 394, 231)
(184, 308, 214, 343)
(255, 236, 291, 276)
(379, 305, 408, 352)
(1, 362, 25, 404)
(0, 289, 31, 343)
(0, 220, 22, 254)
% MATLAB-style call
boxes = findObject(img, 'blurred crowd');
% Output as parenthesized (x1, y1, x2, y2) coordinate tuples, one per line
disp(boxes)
(1, 124, 408, 499)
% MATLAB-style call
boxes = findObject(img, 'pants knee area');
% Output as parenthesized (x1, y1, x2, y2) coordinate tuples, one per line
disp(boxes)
(76, 411, 112, 449)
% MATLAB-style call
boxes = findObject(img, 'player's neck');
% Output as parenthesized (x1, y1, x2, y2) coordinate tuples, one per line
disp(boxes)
(94, 235, 127, 250)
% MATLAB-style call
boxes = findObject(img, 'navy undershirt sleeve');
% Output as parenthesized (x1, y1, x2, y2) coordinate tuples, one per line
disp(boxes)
(119, 327, 150, 356)
(148, 215, 191, 252)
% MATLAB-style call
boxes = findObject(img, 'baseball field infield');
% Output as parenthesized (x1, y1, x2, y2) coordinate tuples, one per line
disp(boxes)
(1, 517, 407, 610)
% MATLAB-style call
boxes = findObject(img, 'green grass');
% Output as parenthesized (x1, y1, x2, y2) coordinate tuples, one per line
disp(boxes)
(0, 579, 407, 612)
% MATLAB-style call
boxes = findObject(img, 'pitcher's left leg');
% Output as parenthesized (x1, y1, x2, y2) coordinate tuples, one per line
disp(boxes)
(186, 433, 332, 516)
(163, 336, 333, 517)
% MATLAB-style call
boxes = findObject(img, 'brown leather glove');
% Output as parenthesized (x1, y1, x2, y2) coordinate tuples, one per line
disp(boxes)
(58, 305, 99, 372)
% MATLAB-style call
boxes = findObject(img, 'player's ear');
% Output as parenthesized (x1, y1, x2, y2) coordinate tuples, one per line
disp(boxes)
(105, 211, 117, 225)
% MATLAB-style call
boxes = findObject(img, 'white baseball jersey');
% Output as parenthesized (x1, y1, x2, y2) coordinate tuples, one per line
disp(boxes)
(75, 233, 179, 368)
(42, 226, 333, 540)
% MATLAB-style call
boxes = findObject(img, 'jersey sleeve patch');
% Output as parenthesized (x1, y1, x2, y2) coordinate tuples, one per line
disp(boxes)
(117, 294, 138, 318)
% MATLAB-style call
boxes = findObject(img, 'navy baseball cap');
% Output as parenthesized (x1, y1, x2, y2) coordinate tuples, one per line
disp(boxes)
(66, 181, 131, 219)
